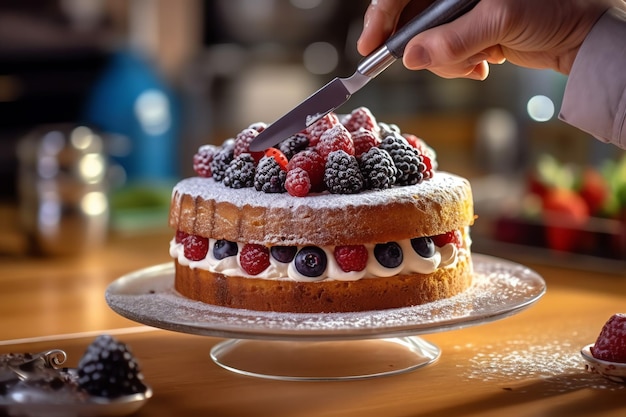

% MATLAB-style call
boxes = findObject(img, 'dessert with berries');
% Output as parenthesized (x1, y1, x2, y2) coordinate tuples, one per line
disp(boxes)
(169, 107, 475, 313)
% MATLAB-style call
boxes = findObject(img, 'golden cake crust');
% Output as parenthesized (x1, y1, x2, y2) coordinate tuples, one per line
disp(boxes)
(174, 254, 472, 313)
(169, 172, 474, 246)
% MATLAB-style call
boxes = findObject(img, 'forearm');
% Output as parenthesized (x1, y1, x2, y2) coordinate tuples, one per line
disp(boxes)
(559, 7, 626, 149)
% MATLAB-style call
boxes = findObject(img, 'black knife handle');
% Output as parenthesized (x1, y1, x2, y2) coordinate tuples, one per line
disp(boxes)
(385, 0, 480, 58)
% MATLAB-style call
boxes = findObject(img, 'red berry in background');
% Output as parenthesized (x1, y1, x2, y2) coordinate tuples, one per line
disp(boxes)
(542, 188, 589, 252)
(342, 107, 379, 134)
(306, 112, 340, 146)
(316, 124, 354, 162)
(175, 229, 190, 244)
(334, 245, 369, 272)
(240, 244, 270, 275)
(285, 167, 311, 197)
(287, 150, 325, 191)
(264, 147, 288, 171)
(183, 235, 209, 261)
(578, 168, 610, 216)
(591, 313, 626, 363)
(193, 145, 219, 177)
(352, 128, 381, 157)
(234, 128, 264, 162)
(432, 230, 462, 248)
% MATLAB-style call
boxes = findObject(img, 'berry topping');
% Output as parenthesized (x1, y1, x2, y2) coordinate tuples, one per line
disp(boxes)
(264, 147, 288, 171)
(210, 142, 235, 182)
(278, 133, 309, 160)
(359, 147, 397, 190)
(324, 150, 364, 194)
(213, 239, 238, 260)
(248, 121, 267, 132)
(270, 245, 298, 263)
(234, 128, 264, 162)
(316, 124, 355, 162)
(591, 313, 626, 363)
(379, 133, 425, 186)
(411, 237, 436, 258)
(306, 112, 340, 146)
(285, 167, 311, 197)
(223, 154, 256, 189)
(240, 244, 270, 275)
(294, 246, 328, 278)
(352, 128, 381, 157)
(183, 235, 209, 261)
(77, 335, 146, 398)
(378, 122, 401, 138)
(342, 106, 380, 134)
(193, 144, 218, 177)
(374, 242, 403, 268)
(287, 150, 325, 191)
(254, 155, 287, 193)
(432, 230, 463, 248)
(334, 245, 369, 272)
(175, 229, 189, 244)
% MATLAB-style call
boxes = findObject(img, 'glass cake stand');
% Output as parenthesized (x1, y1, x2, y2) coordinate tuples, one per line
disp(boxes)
(105, 254, 545, 381)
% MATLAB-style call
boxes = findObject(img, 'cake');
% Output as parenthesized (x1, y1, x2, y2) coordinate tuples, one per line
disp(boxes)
(169, 107, 475, 313)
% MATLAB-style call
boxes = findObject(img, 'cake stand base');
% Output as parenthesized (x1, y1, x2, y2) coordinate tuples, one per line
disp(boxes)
(209, 336, 440, 381)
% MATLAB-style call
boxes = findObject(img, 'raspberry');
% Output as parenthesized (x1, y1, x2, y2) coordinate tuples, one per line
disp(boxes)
(248, 121, 267, 133)
(359, 147, 397, 190)
(77, 335, 146, 398)
(316, 124, 355, 162)
(342, 106, 380, 134)
(591, 313, 626, 363)
(210, 142, 235, 182)
(306, 112, 339, 146)
(422, 155, 434, 180)
(223, 153, 256, 189)
(254, 155, 287, 193)
(233, 128, 264, 162)
(193, 144, 218, 177)
(379, 133, 425, 185)
(278, 133, 309, 160)
(264, 147, 288, 171)
(324, 150, 364, 194)
(334, 245, 368, 272)
(405, 134, 438, 169)
(175, 229, 189, 244)
(285, 167, 311, 197)
(240, 244, 271, 275)
(432, 230, 462, 248)
(287, 150, 325, 191)
(352, 128, 381, 157)
(183, 234, 209, 261)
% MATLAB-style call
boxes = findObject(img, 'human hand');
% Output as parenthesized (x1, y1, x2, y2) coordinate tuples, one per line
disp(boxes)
(357, 0, 618, 80)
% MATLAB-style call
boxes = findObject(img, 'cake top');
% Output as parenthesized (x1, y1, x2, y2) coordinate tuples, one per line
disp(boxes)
(190, 106, 439, 198)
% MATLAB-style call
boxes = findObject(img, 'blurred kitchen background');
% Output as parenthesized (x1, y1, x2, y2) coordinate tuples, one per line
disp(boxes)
(0, 0, 624, 272)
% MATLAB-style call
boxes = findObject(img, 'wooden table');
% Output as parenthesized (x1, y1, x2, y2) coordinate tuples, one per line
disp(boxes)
(1, 229, 625, 416)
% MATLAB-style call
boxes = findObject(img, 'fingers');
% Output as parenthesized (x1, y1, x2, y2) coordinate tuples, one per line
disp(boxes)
(357, 0, 414, 56)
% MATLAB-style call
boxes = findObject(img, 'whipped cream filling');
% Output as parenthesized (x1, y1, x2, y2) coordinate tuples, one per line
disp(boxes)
(170, 231, 470, 282)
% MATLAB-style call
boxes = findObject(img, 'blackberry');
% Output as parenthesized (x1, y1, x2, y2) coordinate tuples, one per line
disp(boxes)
(77, 335, 146, 398)
(254, 155, 287, 193)
(223, 153, 256, 188)
(359, 147, 397, 190)
(278, 133, 309, 160)
(323, 150, 364, 194)
(379, 133, 425, 185)
(210, 141, 235, 182)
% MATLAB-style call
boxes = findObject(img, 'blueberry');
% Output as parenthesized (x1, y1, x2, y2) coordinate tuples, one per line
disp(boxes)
(294, 246, 327, 277)
(213, 239, 238, 260)
(374, 242, 403, 268)
(270, 246, 297, 263)
(411, 237, 435, 258)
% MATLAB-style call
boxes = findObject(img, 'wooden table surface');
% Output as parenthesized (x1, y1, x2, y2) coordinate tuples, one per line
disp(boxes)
(1, 228, 625, 416)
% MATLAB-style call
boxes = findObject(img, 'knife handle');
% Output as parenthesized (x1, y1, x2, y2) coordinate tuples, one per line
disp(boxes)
(386, 0, 480, 58)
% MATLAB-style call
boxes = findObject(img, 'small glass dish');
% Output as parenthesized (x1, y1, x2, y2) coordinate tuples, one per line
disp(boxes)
(580, 344, 626, 383)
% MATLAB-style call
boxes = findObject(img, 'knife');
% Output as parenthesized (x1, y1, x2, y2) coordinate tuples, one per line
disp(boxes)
(249, 0, 480, 151)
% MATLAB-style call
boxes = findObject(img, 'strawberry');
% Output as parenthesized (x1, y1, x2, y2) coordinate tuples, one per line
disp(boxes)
(334, 245, 369, 272)
(542, 188, 589, 252)
(183, 235, 209, 261)
(285, 167, 311, 197)
(591, 313, 626, 363)
(432, 230, 462, 248)
(316, 124, 354, 162)
(264, 147, 288, 171)
(240, 244, 270, 275)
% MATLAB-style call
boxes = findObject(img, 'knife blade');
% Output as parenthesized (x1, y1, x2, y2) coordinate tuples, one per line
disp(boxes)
(249, 0, 480, 152)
